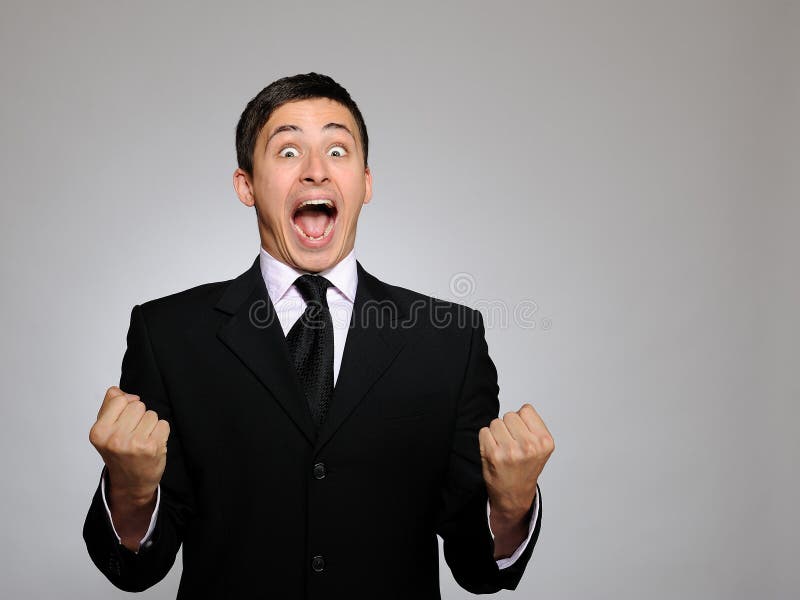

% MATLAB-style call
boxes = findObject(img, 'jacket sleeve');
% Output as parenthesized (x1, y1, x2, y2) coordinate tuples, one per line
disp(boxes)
(83, 303, 196, 592)
(435, 309, 542, 593)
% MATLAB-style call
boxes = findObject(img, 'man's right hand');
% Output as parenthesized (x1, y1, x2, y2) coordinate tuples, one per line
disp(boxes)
(89, 386, 170, 549)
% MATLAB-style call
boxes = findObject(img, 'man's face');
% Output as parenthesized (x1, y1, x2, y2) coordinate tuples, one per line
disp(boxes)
(233, 97, 372, 273)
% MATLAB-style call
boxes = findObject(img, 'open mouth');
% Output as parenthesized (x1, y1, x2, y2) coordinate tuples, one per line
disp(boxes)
(291, 199, 337, 242)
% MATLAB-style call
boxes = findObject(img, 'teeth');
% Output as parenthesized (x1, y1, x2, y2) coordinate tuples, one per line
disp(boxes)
(298, 199, 334, 209)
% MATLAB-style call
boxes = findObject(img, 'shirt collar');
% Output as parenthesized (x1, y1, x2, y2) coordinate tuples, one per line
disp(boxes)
(258, 246, 358, 305)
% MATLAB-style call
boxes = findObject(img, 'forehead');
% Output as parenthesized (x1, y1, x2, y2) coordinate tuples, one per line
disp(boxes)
(261, 98, 358, 142)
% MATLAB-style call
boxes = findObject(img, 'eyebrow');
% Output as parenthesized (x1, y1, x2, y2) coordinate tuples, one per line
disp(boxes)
(265, 122, 356, 148)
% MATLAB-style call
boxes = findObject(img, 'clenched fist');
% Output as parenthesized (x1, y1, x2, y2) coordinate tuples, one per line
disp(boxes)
(89, 386, 170, 504)
(480, 403, 554, 519)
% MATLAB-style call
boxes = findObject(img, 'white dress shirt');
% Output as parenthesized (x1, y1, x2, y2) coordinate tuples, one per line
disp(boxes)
(101, 246, 539, 569)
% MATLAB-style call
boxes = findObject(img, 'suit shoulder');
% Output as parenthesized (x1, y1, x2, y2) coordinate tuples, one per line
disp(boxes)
(370, 276, 482, 333)
(381, 280, 468, 310)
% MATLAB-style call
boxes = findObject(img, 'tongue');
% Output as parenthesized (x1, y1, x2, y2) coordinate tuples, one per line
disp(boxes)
(295, 210, 330, 238)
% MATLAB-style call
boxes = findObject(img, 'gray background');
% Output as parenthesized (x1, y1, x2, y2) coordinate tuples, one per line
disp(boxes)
(1, 1, 797, 598)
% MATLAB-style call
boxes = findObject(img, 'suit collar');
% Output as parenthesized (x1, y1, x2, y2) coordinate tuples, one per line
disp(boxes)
(214, 256, 262, 316)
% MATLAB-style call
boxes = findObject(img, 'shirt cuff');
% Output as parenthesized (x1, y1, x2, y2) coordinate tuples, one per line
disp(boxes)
(100, 468, 160, 553)
(487, 487, 540, 570)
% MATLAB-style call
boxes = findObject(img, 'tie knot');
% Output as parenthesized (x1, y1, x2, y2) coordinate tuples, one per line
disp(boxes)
(293, 274, 332, 306)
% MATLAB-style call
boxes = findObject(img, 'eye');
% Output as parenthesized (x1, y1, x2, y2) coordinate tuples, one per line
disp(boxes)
(279, 146, 300, 158)
(327, 145, 347, 157)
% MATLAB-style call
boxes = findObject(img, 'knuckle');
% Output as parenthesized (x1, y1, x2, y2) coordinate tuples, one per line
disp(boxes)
(124, 400, 146, 417)
(109, 395, 127, 410)
(145, 440, 159, 458)
(90, 419, 107, 436)
(88, 425, 104, 447)
(130, 437, 149, 454)
(104, 386, 121, 400)
(106, 435, 126, 454)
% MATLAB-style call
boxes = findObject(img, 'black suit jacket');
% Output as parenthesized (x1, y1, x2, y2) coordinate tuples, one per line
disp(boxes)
(83, 258, 541, 598)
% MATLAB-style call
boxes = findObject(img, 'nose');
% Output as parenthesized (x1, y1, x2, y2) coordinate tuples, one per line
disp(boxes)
(300, 151, 330, 185)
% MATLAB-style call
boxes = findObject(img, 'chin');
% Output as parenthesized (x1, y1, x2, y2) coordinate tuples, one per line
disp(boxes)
(290, 247, 341, 274)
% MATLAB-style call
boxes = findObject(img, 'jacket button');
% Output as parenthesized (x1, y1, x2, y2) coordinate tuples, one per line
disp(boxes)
(311, 555, 325, 572)
(313, 462, 326, 479)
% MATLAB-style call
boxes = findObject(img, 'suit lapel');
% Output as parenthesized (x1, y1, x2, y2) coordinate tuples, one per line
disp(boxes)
(215, 257, 317, 445)
(214, 257, 407, 451)
(314, 261, 406, 451)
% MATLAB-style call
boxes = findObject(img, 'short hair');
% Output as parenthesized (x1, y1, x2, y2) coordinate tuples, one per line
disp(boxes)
(235, 72, 369, 174)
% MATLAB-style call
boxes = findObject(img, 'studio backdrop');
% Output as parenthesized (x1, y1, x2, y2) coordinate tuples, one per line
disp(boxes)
(0, 1, 797, 599)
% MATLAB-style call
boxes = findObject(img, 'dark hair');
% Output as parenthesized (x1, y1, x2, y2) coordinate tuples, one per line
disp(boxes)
(235, 72, 369, 174)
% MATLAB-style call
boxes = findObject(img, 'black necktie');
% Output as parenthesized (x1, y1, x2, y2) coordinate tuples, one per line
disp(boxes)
(286, 274, 334, 429)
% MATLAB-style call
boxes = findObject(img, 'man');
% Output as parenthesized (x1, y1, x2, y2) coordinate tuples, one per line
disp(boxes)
(84, 73, 554, 599)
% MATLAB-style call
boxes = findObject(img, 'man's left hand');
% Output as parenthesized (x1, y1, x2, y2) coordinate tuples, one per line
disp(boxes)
(479, 403, 554, 519)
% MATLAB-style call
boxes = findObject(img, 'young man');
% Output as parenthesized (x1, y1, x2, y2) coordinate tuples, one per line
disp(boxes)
(84, 73, 554, 598)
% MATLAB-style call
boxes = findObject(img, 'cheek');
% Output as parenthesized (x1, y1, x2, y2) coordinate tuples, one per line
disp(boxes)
(256, 177, 291, 219)
(335, 169, 368, 201)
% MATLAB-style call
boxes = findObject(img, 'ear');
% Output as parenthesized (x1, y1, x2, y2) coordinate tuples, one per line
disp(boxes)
(362, 166, 373, 205)
(233, 168, 255, 207)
